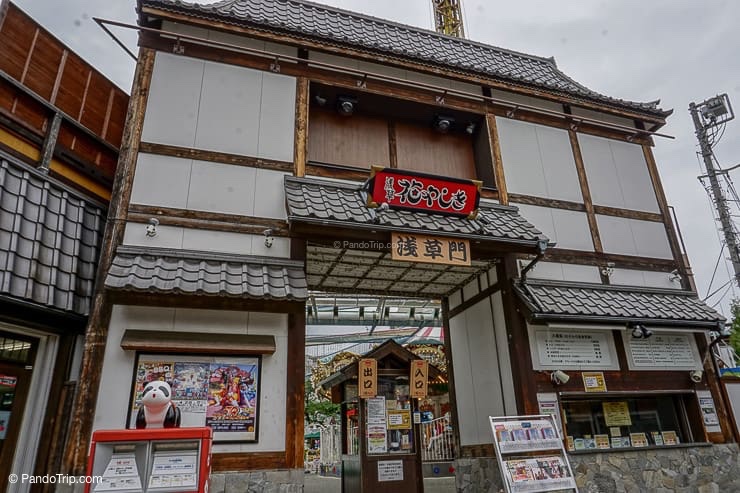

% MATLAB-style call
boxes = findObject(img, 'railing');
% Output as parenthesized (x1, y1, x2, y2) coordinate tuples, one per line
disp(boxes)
(421, 417, 456, 462)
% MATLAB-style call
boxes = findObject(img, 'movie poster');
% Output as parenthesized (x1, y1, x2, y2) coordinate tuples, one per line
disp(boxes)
(129, 356, 260, 441)
(206, 361, 259, 439)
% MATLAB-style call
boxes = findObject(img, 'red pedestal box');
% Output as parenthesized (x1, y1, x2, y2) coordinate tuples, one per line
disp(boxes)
(85, 427, 213, 493)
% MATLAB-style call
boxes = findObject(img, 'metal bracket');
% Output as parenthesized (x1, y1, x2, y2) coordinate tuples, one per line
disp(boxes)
(269, 57, 281, 73)
(172, 37, 185, 55)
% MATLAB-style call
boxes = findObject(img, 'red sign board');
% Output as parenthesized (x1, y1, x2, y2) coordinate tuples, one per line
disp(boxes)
(367, 167, 481, 218)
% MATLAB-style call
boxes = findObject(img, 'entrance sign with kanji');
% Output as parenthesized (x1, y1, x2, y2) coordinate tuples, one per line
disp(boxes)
(367, 166, 481, 218)
(410, 360, 428, 399)
(391, 232, 471, 266)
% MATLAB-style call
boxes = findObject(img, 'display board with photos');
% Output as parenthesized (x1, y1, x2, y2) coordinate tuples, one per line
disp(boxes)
(489, 415, 578, 493)
(128, 354, 261, 442)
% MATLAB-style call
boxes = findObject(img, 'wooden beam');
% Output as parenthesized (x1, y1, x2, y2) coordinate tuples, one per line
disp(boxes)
(63, 48, 156, 477)
(38, 112, 62, 172)
(101, 87, 115, 140)
(19, 27, 39, 85)
(127, 204, 290, 236)
(695, 333, 736, 444)
(568, 130, 605, 269)
(541, 248, 678, 271)
(294, 76, 309, 177)
(508, 193, 585, 213)
(448, 281, 501, 319)
(138, 141, 293, 172)
(107, 291, 305, 313)
(486, 113, 507, 204)
(388, 121, 398, 168)
(50, 49, 69, 105)
(286, 239, 306, 469)
(212, 452, 286, 472)
(643, 144, 691, 290)
(592, 204, 663, 223)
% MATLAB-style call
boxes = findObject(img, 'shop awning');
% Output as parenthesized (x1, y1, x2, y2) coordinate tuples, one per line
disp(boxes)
(284, 176, 550, 250)
(105, 246, 308, 301)
(514, 279, 725, 329)
(120, 329, 276, 355)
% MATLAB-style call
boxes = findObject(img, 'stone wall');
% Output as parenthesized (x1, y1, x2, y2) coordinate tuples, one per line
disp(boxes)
(209, 469, 304, 493)
(455, 444, 740, 493)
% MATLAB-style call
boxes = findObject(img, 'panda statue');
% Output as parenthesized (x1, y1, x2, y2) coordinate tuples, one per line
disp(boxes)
(135, 381, 181, 429)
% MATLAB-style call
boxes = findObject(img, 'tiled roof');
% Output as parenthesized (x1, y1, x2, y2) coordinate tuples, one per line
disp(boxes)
(139, 0, 669, 117)
(514, 279, 725, 328)
(284, 176, 549, 247)
(105, 246, 308, 300)
(0, 156, 104, 316)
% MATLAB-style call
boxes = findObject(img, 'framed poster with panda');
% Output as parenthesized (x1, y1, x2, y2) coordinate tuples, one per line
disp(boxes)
(127, 354, 262, 442)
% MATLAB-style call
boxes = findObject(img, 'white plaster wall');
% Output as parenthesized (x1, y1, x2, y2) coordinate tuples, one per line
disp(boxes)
(578, 133, 659, 212)
(141, 53, 296, 162)
(596, 215, 672, 259)
(490, 89, 563, 113)
(308, 51, 482, 95)
(609, 268, 681, 289)
(122, 222, 291, 258)
(497, 118, 582, 202)
(571, 107, 636, 129)
(130, 153, 288, 220)
(94, 305, 288, 452)
(448, 273, 516, 445)
(515, 203, 593, 251)
(523, 261, 601, 284)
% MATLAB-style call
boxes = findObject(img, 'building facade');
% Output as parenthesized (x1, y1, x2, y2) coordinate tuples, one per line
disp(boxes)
(65, 0, 739, 491)
(0, 2, 128, 492)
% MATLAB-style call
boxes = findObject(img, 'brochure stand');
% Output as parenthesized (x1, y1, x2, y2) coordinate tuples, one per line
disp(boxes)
(489, 415, 577, 493)
(84, 428, 212, 493)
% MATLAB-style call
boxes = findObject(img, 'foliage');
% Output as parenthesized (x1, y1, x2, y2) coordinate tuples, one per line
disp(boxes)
(304, 380, 340, 425)
(729, 299, 740, 358)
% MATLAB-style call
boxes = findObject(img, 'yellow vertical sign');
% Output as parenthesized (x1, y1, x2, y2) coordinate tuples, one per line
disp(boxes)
(359, 358, 377, 399)
(411, 360, 429, 398)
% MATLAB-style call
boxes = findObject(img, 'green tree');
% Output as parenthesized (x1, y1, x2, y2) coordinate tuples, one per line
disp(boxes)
(730, 299, 740, 358)
(304, 380, 340, 425)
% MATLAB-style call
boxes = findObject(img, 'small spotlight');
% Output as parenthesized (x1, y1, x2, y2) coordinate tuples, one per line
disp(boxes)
(550, 370, 570, 385)
(630, 324, 652, 339)
(690, 370, 703, 383)
(433, 115, 455, 133)
(146, 218, 159, 237)
(336, 96, 357, 116)
(465, 122, 476, 135)
(314, 94, 327, 106)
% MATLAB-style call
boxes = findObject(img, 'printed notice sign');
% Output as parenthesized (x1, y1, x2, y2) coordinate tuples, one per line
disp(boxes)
(582, 372, 607, 392)
(697, 390, 722, 432)
(387, 410, 411, 430)
(626, 333, 701, 370)
(530, 326, 618, 370)
(603, 401, 632, 427)
(378, 460, 404, 482)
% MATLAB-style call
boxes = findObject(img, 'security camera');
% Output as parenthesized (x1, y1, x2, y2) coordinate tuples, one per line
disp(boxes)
(145, 218, 159, 237)
(690, 370, 703, 383)
(263, 229, 274, 248)
(550, 370, 570, 386)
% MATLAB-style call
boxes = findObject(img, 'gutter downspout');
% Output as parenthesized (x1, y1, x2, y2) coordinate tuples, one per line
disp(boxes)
(520, 239, 550, 285)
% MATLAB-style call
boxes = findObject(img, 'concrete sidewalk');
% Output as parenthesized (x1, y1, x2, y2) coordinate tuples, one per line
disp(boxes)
(304, 474, 456, 492)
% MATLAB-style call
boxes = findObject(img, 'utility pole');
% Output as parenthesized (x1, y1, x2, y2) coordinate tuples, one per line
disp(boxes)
(689, 94, 740, 289)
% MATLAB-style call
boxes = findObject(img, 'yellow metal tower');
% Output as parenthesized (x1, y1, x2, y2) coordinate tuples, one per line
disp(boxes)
(433, 0, 465, 38)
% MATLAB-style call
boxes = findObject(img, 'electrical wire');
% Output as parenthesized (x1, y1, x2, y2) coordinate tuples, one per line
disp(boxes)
(705, 279, 732, 302)
(705, 244, 726, 298)
(710, 284, 733, 309)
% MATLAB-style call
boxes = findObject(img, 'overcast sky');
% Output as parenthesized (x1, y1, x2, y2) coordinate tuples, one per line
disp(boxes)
(14, 0, 740, 317)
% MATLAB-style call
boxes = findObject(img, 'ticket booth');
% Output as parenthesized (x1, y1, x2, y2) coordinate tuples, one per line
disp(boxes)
(321, 340, 443, 493)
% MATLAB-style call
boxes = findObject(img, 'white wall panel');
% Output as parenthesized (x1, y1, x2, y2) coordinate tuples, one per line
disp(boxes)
(130, 153, 192, 208)
(516, 204, 593, 251)
(195, 61, 262, 155)
(497, 118, 581, 202)
(187, 160, 256, 216)
(181, 228, 252, 254)
(610, 268, 680, 289)
(597, 215, 672, 259)
(258, 73, 296, 162)
(253, 169, 288, 219)
(250, 235, 290, 258)
(579, 134, 659, 212)
(450, 297, 511, 446)
(174, 308, 248, 333)
(141, 53, 204, 147)
(562, 264, 602, 283)
(490, 292, 517, 415)
(571, 107, 636, 129)
(122, 222, 184, 249)
(490, 89, 563, 113)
